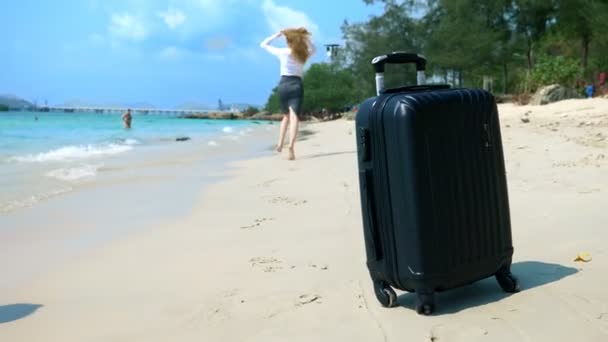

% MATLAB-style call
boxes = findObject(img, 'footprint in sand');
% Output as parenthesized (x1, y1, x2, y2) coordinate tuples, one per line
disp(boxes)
(205, 307, 230, 324)
(431, 325, 488, 340)
(223, 288, 239, 298)
(352, 282, 368, 310)
(268, 196, 308, 206)
(257, 178, 281, 188)
(250, 256, 283, 272)
(265, 293, 323, 319)
(296, 294, 322, 306)
(184, 306, 229, 327)
(308, 263, 329, 271)
(554, 153, 607, 169)
(552, 161, 577, 168)
(577, 188, 601, 194)
(240, 217, 274, 229)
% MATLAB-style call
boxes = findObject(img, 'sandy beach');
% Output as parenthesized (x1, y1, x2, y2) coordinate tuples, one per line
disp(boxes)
(1, 98, 607, 341)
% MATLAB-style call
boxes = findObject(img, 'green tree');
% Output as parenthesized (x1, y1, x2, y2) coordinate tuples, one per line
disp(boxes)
(243, 106, 260, 117)
(529, 55, 581, 90)
(556, 0, 597, 76)
(0, 104, 9, 112)
(512, 0, 558, 73)
(263, 0, 608, 104)
(422, 0, 515, 90)
(301, 63, 360, 113)
(264, 86, 281, 113)
(585, 1, 608, 73)
(339, 0, 422, 97)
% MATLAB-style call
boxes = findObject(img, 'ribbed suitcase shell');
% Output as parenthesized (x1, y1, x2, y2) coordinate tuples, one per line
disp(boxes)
(355, 87, 515, 310)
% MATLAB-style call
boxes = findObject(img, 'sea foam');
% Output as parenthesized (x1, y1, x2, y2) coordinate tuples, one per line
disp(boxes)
(8, 143, 133, 163)
(46, 164, 102, 181)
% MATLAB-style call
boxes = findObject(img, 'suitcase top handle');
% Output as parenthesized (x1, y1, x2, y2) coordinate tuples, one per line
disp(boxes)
(372, 52, 428, 96)
(371, 52, 427, 73)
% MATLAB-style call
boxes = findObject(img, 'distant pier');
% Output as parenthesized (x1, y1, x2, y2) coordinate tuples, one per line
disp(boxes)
(35, 106, 238, 116)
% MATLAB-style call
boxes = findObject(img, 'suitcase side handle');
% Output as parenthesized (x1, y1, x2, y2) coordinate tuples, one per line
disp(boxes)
(371, 52, 427, 96)
(363, 169, 384, 261)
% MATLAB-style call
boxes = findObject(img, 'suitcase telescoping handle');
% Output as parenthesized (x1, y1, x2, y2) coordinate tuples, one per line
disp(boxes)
(371, 52, 427, 96)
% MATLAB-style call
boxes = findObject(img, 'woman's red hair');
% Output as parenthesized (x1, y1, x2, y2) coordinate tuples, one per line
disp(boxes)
(282, 27, 313, 64)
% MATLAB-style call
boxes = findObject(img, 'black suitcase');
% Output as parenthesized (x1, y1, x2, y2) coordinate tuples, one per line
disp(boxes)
(355, 52, 519, 315)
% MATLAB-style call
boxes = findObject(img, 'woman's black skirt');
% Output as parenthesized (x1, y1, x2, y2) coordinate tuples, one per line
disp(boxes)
(278, 75, 304, 116)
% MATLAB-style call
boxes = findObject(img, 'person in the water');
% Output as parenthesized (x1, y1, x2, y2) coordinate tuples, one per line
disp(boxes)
(122, 109, 132, 129)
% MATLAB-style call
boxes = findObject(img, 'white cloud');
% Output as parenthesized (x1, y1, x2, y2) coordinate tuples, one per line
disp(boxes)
(109, 13, 147, 41)
(159, 46, 184, 60)
(191, 0, 257, 15)
(158, 9, 186, 29)
(261, 0, 320, 38)
(192, 0, 223, 15)
(95, 0, 322, 61)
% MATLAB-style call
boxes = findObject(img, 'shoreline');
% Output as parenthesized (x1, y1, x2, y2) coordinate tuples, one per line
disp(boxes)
(1, 99, 607, 341)
(0, 112, 277, 215)
(0, 121, 278, 292)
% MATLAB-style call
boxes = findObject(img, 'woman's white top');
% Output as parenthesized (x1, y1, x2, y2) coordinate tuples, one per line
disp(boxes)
(260, 32, 315, 77)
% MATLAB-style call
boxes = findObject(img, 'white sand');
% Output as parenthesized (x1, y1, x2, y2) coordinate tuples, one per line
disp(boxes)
(1, 98, 607, 341)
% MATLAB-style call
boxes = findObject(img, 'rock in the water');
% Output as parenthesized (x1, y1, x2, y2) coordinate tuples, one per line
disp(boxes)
(531, 84, 582, 105)
(176, 137, 191, 142)
(182, 113, 210, 119)
(207, 112, 236, 120)
(249, 112, 284, 121)
(249, 111, 270, 120)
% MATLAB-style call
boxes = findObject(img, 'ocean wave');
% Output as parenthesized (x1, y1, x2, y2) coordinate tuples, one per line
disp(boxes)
(8, 143, 133, 163)
(222, 126, 234, 133)
(224, 135, 240, 141)
(0, 187, 73, 214)
(46, 164, 102, 181)
(124, 139, 141, 145)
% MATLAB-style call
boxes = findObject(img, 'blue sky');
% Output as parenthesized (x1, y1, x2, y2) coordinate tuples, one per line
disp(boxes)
(1, 0, 384, 108)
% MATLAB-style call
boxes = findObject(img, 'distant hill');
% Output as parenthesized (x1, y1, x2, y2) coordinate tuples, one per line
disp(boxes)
(0, 95, 258, 111)
(0, 95, 34, 109)
(110, 102, 156, 109)
(60, 99, 157, 109)
(230, 103, 261, 111)
(60, 99, 93, 107)
(176, 101, 215, 111)
(177, 101, 261, 111)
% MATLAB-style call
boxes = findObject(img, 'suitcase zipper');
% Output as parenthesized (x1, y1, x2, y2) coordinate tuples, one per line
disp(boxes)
(370, 93, 402, 288)
(483, 123, 492, 148)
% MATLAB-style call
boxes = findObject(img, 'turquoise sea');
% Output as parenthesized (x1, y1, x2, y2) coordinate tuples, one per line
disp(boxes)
(0, 111, 268, 214)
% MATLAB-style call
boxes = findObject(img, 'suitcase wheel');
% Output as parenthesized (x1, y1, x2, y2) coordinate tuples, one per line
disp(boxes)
(495, 267, 520, 293)
(373, 281, 397, 308)
(415, 293, 435, 316)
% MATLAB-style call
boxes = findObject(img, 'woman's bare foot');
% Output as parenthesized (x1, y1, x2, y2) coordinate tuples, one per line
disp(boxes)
(288, 147, 295, 160)
(276, 145, 283, 153)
